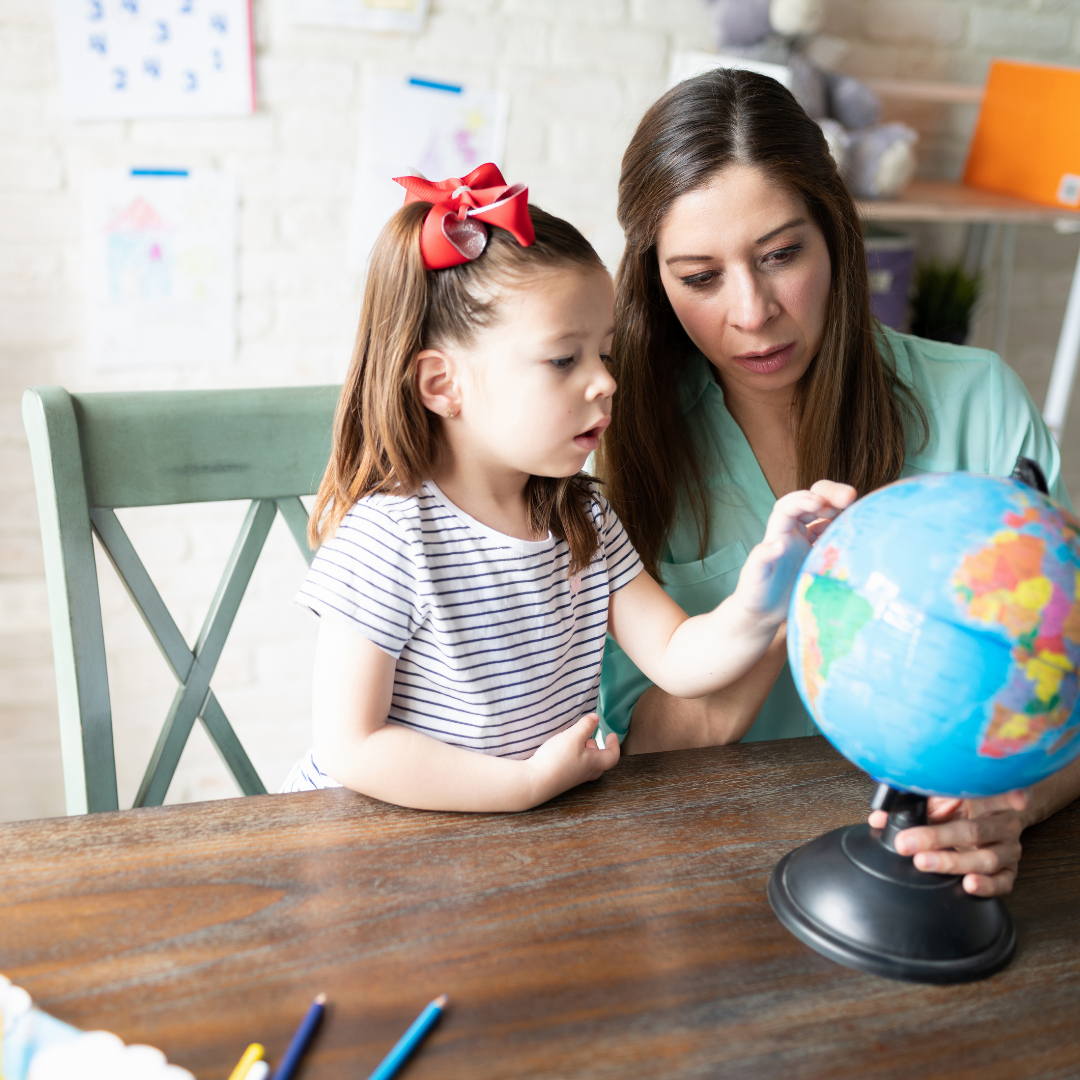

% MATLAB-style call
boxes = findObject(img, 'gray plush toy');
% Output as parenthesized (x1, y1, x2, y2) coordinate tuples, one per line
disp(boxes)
(702, 0, 917, 199)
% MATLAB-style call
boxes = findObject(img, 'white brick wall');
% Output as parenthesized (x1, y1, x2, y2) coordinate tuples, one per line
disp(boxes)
(2, 0, 1080, 821)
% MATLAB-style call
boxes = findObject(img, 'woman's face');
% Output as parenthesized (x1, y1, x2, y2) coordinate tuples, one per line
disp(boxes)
(654, 164, 832, 400)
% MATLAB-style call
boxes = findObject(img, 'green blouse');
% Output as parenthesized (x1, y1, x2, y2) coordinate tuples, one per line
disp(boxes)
(598, 327, 1071, 744)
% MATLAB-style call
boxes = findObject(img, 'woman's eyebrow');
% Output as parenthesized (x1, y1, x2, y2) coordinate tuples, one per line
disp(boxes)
(756, 217, 807, 244)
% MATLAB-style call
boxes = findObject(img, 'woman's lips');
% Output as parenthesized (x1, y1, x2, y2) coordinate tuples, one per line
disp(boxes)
(574, 416, 611, 451)
(732, 342, 796, 375)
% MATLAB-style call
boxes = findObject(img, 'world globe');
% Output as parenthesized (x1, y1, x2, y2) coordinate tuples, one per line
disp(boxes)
(788, 471, 1080, 797)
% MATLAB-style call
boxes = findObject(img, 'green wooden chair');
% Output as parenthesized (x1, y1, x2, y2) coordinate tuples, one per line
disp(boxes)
(22, 385, 339, 815)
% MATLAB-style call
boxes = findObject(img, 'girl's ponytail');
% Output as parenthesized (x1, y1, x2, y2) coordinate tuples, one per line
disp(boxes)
(308, 201, 435, 547)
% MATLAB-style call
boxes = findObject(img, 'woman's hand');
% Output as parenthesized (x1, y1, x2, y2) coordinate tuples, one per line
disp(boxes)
(868, 790, 1028, 897)
(737, 480, 857, 621)
(526, 714, 620, 805)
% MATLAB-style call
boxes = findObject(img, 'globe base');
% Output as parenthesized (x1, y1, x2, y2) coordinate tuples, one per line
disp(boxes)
(768, 819, 1016, 984)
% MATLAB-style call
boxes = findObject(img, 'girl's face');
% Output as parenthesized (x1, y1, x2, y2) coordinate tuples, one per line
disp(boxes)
(425, 266, 617, 482)
(654, 164, 832, 401)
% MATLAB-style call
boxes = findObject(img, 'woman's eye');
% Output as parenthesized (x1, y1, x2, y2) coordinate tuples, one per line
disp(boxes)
(600, 353, 613, 366)
(681, 270, 717, 288)
(550, 356, 575, 370)
(765, 244, 802, 266)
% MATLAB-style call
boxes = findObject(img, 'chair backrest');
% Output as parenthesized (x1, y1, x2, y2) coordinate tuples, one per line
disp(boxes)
(22, 385, 339, 814)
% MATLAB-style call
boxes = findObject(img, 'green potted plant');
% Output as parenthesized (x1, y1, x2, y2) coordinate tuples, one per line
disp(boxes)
(909, 261, 982, 345)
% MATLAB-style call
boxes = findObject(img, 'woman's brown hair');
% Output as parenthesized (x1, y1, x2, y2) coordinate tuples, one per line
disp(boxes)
(309, 201, 608, 576)
(596, 67, 927, 579)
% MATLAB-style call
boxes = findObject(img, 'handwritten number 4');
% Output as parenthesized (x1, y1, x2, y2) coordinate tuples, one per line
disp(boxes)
(210, 14, 227, 32)
(121, 0, 138, 13)
(180, 0, 194, 11)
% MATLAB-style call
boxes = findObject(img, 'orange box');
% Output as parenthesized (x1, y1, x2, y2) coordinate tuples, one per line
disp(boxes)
(964, 59, 1080, 210)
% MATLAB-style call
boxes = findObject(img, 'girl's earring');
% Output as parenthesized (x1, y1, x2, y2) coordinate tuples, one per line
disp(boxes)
(445, 408, 457, 418)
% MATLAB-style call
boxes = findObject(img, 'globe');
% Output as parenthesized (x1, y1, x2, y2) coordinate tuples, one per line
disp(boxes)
(788, 471, 1080, 797)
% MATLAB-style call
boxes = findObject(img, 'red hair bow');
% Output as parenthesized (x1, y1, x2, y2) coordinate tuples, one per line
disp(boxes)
(393, 163, 535, 270)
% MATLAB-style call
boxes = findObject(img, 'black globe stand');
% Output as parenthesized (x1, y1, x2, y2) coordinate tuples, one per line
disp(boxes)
(767, 782, 1016, 983)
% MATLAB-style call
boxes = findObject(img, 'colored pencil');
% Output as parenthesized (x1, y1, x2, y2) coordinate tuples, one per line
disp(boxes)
(366, 994, 448, 1080)
(227, 1043, 264, 1080)
(271, 993, 326, 1080)
(246, 1062, 270, 1080)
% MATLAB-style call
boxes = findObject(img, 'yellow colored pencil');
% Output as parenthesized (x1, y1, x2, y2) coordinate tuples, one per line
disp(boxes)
(227, 1042, 265, 1080)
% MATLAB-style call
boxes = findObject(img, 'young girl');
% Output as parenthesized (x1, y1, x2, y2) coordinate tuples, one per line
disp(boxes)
(283, 164, 854, 811)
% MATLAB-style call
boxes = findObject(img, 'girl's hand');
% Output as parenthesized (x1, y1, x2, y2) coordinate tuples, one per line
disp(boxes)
(736, 480, 857, 621)
(868, 790, 1028, 896)
(527, 713, 620, 805)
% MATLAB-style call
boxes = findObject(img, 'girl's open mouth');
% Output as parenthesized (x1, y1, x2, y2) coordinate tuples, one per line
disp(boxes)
(573, 416, 611, 451)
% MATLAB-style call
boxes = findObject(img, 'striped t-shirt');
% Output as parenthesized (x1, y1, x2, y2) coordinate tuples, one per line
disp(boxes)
(282, 480, 642, 791)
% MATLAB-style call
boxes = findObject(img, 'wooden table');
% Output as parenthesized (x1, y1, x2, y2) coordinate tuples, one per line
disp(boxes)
(2, 737, 1078, 1079)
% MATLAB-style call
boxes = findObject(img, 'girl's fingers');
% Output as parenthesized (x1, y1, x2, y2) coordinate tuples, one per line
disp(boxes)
(809, 479, 858, 507)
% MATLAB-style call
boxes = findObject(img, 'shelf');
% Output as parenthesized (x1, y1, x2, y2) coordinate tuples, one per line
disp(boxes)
(856, 180, 1080, 225)
(863, 78, 983, 105)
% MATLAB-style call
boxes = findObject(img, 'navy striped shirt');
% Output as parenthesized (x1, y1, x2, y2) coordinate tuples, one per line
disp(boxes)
(284, 481, 641, 790)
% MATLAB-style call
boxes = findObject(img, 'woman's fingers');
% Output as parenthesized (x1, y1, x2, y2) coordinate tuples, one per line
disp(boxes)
(963, 867, 1017, 897)
(895, 809, 1023, 856)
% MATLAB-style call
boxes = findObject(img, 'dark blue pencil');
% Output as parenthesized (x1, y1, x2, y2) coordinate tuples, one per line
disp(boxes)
(271, 992, 326, 1080)
(366, 994, 448, 1080)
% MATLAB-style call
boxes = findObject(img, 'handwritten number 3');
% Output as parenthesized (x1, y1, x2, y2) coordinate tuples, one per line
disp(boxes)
(112, 67, 126, 90)
(183, 70, 198, 92)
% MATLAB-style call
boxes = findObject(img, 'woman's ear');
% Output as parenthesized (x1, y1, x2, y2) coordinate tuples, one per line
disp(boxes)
(416, 348, 460, 418)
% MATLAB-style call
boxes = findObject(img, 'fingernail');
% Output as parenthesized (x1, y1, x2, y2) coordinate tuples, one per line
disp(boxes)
(916, 853, 938, 870)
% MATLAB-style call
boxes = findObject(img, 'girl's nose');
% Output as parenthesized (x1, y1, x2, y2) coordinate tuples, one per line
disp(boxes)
(728, 268, 778, 333)
(587, 356, 617, 400)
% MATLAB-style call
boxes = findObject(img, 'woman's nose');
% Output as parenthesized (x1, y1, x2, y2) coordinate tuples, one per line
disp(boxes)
(728, 268, 778, 333)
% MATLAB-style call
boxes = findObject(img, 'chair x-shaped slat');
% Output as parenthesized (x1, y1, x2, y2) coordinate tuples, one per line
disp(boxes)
(89, 496, 314, 807)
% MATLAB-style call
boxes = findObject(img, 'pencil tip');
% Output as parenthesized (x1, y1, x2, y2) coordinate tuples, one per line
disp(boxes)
(315, 993, 328, 1005)
(434, 994, 448, 1007)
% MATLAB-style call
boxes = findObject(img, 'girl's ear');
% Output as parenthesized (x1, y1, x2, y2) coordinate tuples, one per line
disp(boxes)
(416, 348, 460, 418)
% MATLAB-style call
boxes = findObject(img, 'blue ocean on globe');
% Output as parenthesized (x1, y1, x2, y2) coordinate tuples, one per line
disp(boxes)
(787, 472, 1080, 796)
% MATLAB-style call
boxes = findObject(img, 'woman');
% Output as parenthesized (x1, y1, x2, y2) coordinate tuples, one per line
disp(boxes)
(596, 68, 1080, 897)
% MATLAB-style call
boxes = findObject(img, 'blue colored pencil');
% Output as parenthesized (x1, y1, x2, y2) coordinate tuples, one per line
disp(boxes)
(271, 993, 326, 1080)
(366, 995, 448, 1080)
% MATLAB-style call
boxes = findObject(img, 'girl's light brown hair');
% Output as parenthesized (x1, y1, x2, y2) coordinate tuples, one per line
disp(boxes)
(309, 201, 608, 575)
(596, 68, 927, 579)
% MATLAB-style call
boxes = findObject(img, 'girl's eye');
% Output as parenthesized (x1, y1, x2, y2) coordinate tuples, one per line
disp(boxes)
(681, 270, 718, 288)
(600, 353, 613, 366)
(550, 356, 575, 370)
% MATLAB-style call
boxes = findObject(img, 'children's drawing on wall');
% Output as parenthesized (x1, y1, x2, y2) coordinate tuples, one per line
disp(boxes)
(52, 0, 255, 119)
(348, 77, 509, 271)
(83, 170, 236, 370)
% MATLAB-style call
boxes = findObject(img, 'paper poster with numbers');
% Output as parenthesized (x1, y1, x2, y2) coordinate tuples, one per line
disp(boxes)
(53, 0, 255, 120)
(83, 169, 236, 369)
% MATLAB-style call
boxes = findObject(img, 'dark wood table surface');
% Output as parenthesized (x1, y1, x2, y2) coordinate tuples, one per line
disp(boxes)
(2, 737, 1079, 1080)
